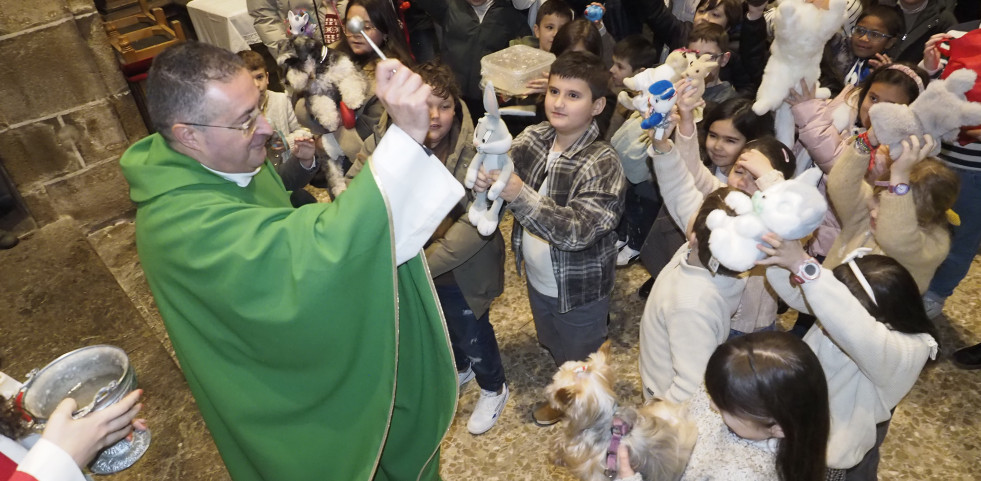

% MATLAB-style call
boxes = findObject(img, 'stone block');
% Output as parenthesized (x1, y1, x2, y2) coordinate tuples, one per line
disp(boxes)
(0, 120, 81, 187)
(0, 0, 70, 36)
(110, 92, 150, 143)
(0, 21, 109, 125)
(63, 100, 130, 163)
(45, 158, 134, 229)
(67, 0, 97, 15)
(18, 187, 60, 228)
(75, 12, 129, 94)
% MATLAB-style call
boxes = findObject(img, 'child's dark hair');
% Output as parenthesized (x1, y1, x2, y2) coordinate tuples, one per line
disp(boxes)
(236, 50, 266, 72)
(536, 0, 574, 25)
(550, 18, 603, 57)
(706, 331, 830, 481)
(688, 22, 729, 53)
(696, 0, 743, 29)
(703, 97, 774, 141)
(872, 159, 959, 229)
(338, 0, 413, 65)
(853, 62, 930, 113)
(832, 255, 940, 344)
(744, 136, 796, 180)
(857, 5, 905, 39)
(694, 187, 741, 277)
(613, 35, 659, 71)
(549, 51, 610, 100)
(701, 97, 774, 166)
(412, 61, 462, 101)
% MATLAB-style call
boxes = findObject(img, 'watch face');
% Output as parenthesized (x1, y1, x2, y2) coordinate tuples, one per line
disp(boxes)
(891, 183, 911, 195)
(803, 262, 820, 276)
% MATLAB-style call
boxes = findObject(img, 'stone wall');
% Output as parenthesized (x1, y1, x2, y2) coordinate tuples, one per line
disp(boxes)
(0, 0, 147, 234)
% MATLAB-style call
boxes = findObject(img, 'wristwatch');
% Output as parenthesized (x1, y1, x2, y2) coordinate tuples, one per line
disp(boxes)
(889, 183, 911, 195)
(791, 257, 821, 285)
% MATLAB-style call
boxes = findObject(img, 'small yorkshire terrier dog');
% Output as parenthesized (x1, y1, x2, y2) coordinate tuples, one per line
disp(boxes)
(545, 341, 696, 481)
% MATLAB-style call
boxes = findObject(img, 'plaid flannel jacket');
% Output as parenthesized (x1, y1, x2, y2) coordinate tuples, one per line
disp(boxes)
(508, 121, 627, 313)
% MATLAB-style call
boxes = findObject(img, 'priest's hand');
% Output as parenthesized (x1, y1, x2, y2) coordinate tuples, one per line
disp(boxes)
(376, 59, 432, 145)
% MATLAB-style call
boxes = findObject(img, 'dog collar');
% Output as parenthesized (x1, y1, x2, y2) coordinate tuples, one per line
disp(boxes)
(605, 415, 633, 479)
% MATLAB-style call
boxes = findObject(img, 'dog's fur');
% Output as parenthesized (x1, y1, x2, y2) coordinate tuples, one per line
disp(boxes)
(546, 341, 697, 481)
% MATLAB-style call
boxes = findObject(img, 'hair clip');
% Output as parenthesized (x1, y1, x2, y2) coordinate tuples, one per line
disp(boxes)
(947, 208, 961, 226)
(842, 247, 877, 305)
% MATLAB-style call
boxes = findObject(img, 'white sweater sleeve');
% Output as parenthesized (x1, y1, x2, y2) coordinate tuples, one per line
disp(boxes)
(765, 265, 813, 315)
(16, 438, 86, 481)
(368, 125, 465, 265)
(649, 144, 713, 233)
(800, 269, 938, 387)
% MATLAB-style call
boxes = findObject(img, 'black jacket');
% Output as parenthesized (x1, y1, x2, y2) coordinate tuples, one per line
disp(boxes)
(888, 0, 957, 65)
(413, 0, 531, 101)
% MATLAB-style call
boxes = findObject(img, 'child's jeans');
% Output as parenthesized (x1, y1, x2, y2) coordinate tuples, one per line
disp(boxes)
(616, 180, 662, 250)
(436, 282, 506, 392)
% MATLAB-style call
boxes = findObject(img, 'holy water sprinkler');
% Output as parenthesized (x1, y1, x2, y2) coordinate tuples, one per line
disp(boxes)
(346, 16, 387, 61)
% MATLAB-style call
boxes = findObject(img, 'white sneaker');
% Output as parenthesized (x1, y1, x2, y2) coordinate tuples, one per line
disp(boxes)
(467, 383, 509, 435)
(458, 366, 475, 388)
(616, 246, 641, 267)
(615, 239, 628, 250)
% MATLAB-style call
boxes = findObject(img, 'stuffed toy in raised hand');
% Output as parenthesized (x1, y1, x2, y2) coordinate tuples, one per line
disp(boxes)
(682, 53, 718, 102)
(618, 50, 688, 113)
(287, 9, 317, 37)
(752, 0, 844, 147)
(937, 29, 981, 144)
(752, 0, 844, 115)
(706, 167, 827, 272)
(869, 68, 981, 156)
(464, 82, 515, 236)
(278, 12, 368, 133)
(679, 53, 718, 123)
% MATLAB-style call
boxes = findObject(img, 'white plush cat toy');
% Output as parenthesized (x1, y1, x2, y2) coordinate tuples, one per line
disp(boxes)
(464, 82, 517, 236)
(706, 167, 828, 272)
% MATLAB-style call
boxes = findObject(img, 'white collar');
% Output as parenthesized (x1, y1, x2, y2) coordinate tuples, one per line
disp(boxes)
(201, 164, 263, 187)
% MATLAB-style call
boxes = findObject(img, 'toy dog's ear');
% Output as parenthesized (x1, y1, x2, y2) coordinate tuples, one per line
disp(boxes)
(483, 81, 500, 118)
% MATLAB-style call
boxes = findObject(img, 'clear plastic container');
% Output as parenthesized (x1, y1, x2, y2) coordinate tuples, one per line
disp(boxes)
(480, 45, 556, 96)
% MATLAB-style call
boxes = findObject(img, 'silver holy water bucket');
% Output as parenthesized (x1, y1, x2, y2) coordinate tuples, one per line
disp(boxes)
(15, 345, 151, 474)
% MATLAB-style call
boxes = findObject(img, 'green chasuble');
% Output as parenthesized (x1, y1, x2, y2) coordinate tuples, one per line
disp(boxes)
(120, 134, 457, 481)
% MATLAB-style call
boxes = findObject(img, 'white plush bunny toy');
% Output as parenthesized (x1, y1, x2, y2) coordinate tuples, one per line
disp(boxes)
(464, 81, 517, 236)
(706, 167, 828, 272)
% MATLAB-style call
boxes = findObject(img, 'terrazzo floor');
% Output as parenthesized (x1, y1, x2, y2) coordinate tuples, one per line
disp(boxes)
(437, 212, 981, 481)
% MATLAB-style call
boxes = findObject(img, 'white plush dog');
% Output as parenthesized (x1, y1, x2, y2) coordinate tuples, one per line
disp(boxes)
(617, 50, 689, 113)
(706, 167, 827, 272)
(869, 69, 981, 156)
(752, 0, 845, 146)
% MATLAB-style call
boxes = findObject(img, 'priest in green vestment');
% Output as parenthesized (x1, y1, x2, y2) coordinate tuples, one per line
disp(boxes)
(119, 42, 463, 481)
